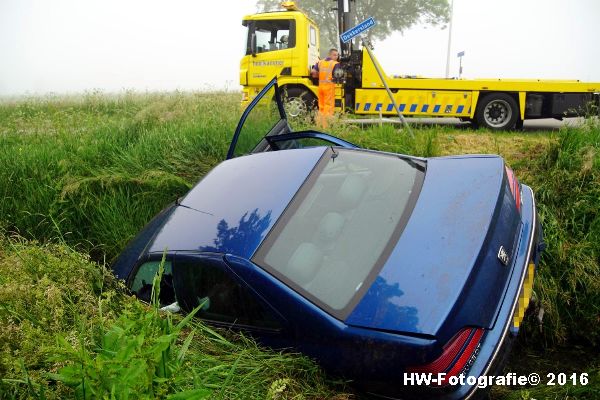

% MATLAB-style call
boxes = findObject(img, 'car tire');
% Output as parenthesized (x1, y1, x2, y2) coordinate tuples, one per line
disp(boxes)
(476, 93, 519, 131)
(281, 87, 317, 118)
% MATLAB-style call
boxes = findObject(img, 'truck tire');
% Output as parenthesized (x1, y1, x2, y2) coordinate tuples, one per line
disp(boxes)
(281, 87, 316, 118)
(476, 93, 519, 131)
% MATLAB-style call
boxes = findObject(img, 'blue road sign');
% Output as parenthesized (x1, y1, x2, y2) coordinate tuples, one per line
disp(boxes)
(340, 17, 376, 43)
(457, 51, 465, 57)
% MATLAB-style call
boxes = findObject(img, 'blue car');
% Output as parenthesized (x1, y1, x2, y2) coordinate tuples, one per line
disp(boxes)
(112, 78, 544, 399)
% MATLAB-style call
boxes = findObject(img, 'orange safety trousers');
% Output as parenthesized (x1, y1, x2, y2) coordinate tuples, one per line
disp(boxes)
(318, 83, 335, 116)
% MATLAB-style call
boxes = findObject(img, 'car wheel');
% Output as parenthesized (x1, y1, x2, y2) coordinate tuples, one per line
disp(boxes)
(282, 88, 316, 118)
(476, 93, 519, 131)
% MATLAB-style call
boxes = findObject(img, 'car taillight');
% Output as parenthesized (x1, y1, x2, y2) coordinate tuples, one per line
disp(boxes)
(505, 166, 521, 213)
(407, 327, 484, 386)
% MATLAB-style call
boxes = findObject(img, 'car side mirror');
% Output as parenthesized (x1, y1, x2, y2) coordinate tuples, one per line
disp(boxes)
(251, 33, 257, 57)
(198, 296, 211, 311)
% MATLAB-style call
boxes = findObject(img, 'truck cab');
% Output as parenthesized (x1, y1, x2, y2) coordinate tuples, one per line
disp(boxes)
(241, 4, 327, 116)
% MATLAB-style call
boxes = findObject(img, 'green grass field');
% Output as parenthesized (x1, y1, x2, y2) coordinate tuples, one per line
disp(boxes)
(1, 92, 599, 399)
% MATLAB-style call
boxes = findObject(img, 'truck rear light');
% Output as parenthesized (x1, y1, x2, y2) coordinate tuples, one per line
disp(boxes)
(407, 327, 484, 386)
(505, 166, 521, 213)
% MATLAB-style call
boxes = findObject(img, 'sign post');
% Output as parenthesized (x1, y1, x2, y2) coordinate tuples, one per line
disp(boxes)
(339, 17, 412, 135)
(340, 17, 376, 43)
(457, 51, 465, 79)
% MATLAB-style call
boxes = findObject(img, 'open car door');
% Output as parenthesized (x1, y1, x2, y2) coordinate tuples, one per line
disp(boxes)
(227, 77, 356, 159)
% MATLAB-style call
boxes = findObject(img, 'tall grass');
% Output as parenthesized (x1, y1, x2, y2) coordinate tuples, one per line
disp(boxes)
(2, 93, 600, 399)
(1, 92, 239, 258)
(289, 112, 440, 157)
(520, 119, 600, 347)
(0, 237, 347, 399)
(1, 94, 438, 261)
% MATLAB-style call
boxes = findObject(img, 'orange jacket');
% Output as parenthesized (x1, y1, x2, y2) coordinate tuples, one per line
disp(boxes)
(317, 59, 339, 85)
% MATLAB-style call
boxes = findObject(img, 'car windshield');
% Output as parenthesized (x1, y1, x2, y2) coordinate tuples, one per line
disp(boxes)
(253, 149, 425, 319)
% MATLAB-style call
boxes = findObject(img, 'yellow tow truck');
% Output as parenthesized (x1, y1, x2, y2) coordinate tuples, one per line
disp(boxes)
(240, 1, 599, 130)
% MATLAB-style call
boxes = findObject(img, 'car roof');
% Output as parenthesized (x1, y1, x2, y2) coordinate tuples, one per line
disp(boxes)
(146, 147, 327, 258)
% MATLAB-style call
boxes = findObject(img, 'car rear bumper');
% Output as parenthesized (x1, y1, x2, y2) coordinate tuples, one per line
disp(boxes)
(438, 184, 543, 400)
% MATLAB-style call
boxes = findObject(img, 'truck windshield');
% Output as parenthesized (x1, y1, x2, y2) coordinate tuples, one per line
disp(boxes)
(253, 149, 425, 319)
(244, 19, 296, 54)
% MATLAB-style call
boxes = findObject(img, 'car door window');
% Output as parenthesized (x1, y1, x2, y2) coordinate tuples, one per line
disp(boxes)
(172, 257, 281, 330)
(232, 85, 282, 158)
(227, 78, 290, 159)
(271, 137, 331, 150)
(129, 260, 176, 307)
(270, 134, 357, 150)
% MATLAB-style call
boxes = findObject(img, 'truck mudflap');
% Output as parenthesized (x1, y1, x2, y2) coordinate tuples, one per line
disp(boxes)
(550, 93, 593, 117)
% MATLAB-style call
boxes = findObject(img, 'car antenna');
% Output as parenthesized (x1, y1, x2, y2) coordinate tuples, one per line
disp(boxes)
(331, 147, 338, 160)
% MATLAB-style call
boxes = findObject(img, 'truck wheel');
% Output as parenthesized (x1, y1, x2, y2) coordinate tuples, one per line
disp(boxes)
(476, 93, 519, 130)
(281, 88, 316, 118)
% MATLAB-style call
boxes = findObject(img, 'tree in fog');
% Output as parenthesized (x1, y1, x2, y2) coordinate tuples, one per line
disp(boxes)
(256, 0, 449, 51)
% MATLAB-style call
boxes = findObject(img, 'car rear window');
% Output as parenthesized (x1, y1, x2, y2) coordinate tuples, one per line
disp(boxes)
(253, 149, 425, 319)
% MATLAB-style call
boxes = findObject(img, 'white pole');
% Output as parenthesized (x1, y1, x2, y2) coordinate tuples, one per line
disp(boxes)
(362, 40, 413, 136)
(445, 0, 454, 78)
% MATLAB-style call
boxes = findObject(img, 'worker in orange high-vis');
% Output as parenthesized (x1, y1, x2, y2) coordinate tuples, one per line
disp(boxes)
(311, 48, 341, 128)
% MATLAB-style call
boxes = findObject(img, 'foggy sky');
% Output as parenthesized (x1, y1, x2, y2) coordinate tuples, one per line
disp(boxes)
(1, 0, 599, 96)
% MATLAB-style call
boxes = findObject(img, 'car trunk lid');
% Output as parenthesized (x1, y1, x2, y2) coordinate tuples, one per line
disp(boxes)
(345, 155, 521, 337)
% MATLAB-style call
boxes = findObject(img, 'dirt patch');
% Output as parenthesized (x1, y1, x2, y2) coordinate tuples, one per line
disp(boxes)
(438, 132, 554, 165)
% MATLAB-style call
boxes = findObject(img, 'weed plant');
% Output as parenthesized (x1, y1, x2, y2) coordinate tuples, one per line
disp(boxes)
(0, 238, 347, 399)
(521, 118, 600, 347)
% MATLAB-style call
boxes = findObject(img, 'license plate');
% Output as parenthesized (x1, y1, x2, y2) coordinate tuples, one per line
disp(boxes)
(512, 262, 536, 330)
